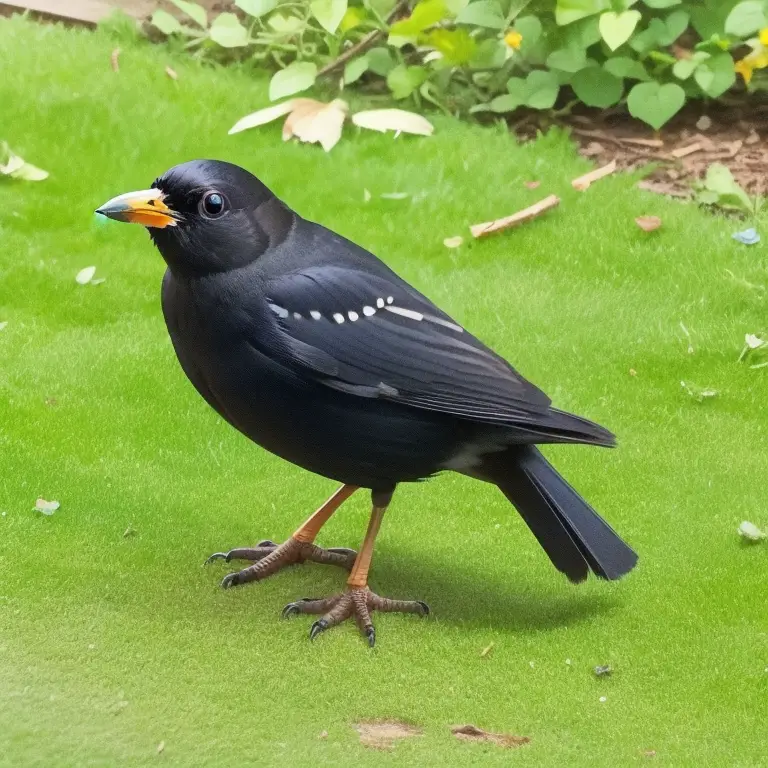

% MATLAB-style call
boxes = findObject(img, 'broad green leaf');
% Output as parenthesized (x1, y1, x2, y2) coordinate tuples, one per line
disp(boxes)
(168, 0, 207, 27)
(506, 76, 528, 102)
(424, 28, 477, 63)
(702, 163, 753, 212)
(627, 81, 685, 129)
(367, 47, 396, 75)
(470, 38, 506, 68)
(662, 10, 689, 44)
(344, 56, 369, 84)
(563, 15, 602, 47)
(725, 1, 767, 36)
(386, 64, 428, 99)
(555, 0, 609, 26)
(236, 0, 278, 17)
(490, 93, 523, 112)
(525, 69, 560, 108)
(456, 0, 506, 29)
(310, 0, 347, 33)
(690, 1, 734, 40)
(693, 51, 736, 97)
(445, 0, 469, 11)
(209, 13, 249, 47)
(672, 57, 700, 80)
(599, 10, 641, 50)
(643, 0, 680, 6)
(269, 61, 317, 100)
(571, 66, 623, 106)
(151, 9, 183, 35)
(268, 13, 304, 33)
(547, 45, 588, 72)
(390, 0, 448, 37)
(604, 56, 649, 80)
(514, 15, 542, 48)
(340, 6, 366, 31)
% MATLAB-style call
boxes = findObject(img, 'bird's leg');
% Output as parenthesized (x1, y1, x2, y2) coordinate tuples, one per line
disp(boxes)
(207, 485, 359, 588)
(282, 491, 429, 646)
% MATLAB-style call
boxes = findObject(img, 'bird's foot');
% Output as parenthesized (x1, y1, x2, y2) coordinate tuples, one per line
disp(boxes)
(282, 587, 429, 647)
(205, 537, 357, 588)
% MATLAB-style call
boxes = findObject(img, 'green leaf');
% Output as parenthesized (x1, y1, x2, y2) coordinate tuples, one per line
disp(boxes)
(514, 15, 542, 48)
(390, 0, 448, 37)
(702, 163, 754, 212)
(236, 0, 278, 17)
(571, 66, 623, 106)
(506, 76, 528, 102)
(456, 0, 506, 29)
(604, 56, 649, 80)
(672, 57, 700, 80)
(268, 13, 304, 33)
(470, 38, 506, 68)
(386, 64, 428, 99)
(555, 0, 610, 26)
(168, 0, 207, 27)
(310, 0, 348, 33)
(693, 52, 736, 97)
(269, 61, 317, 100)
(151, 9, 183, 35)
(690, 1, 734, 40)
(627, 81, 685, 129)
(662, 10, 689, 44)
(642, 0, 680, 6)
(563, 15, 602, 47)
(725, 1, 767, 36)
(367, 47, 396, 75)
(599, 10, 641, 50)
(209, 12, 249, 47)
(547, 46, 588, 72)
(490, 93, 524, 112)
(424, 28, 477, 63)
(525, 70, 560, 108)
(344, 56, 369, 84)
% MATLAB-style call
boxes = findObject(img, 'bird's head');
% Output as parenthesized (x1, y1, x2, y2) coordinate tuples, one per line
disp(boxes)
(96, 159, 292, 277)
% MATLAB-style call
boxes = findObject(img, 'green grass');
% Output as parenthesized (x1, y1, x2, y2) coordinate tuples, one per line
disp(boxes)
(2, 15, 768, 767)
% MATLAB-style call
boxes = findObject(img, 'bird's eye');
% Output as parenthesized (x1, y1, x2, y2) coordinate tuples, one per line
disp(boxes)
(200, 191, 226, 218)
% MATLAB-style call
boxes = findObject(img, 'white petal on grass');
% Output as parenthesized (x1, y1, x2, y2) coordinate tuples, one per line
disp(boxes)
(443, 236, 463, 248)
(352, 109, 434, 137)
(0, 143, 48, 181)
(35, 498, 60, 515)
(738, 521, 766, 541)
(363, 188, 371, 203)
(76, 266, 97, 285)
(228, 100, 298, 134)
(0, 321, 7, 331)
(380, 192, 409, 200)
(745, 333, 766, 350)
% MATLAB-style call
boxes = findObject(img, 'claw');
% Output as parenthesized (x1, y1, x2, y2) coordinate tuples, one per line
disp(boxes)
(310, 619, 328, 641)
(204, 552, 228, 565)
(282, 602, 302, 619)
(416, 601, 430, 616)
(221, 572, 241, 589)
(366, 627, 376, 647)
(256, 540, 277, 548)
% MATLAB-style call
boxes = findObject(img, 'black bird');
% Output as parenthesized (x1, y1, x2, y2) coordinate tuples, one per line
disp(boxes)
(96, 160, 637, 646)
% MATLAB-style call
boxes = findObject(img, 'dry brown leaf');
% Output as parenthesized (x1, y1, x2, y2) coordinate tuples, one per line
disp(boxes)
(229, 100, 304, 135)
(635, 215, 662, 232)
(571, 160, 617, 191)
(352, 109, 434, 137)
(470, 195, 560, 238)
(480, 642, 494, 658)
(284, 99, 348, 152)
(156, 741, 165, 754)
(451, 725, 530, 748)
(354, 721, 423, 750)
(111, 48, 120, 73)
(443, 236, 463, 248)
(581, 141, 604, 157)
(165, 66, 178, 81)
(524, 180, 541, 189)
(622, 137, 664, 148)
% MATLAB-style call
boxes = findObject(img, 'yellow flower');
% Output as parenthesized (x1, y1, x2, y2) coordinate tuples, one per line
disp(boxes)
(735, 47, 768, 83)
(735, 58, 753, 83)
(760, 27, 768, 46)
(504, 30, 523, 50)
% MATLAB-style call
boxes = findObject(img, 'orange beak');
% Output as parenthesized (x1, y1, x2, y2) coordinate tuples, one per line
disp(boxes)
(95, 188, 179, 228)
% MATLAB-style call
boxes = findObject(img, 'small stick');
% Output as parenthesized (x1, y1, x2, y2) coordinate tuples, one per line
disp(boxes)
(571, 159, 617, 191)
(111, 47, 120, 73)
(671, 142, 702, 159)
(470, 194, 560, 238)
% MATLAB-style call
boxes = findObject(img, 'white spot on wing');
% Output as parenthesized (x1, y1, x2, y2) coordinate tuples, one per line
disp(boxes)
(376, 298, 385, 309)
(385, 305, 423, 321)
(269, 303, 289, 319)
(293, 312, 302, 320)
(363, 306, 375, 316)
(333, 313, 345, 324)
(386, 296, 394, 304)
(348, 311, 359, 321)
(310, 310, 322, 320)
(424, 314, 464, 333)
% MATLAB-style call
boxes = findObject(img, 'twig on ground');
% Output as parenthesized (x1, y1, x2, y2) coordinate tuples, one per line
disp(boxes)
(470, 194, 560, 238)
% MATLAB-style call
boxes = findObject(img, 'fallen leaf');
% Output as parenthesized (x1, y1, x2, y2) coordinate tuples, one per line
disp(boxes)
(283, 99, 348, 152)
(0, 142, 48, 181)
(680, 380, 717, 402)
(0, 321, 7, 331)
(480, 642, 494, 658)
(732, 228, 760, 245)
(524, 180, 541, 189)
(354, 721, 423, 750)
(380, 192, 409, 200)
(123, 527, 136, 538)
(318, 730, 328, 739)
(165, 66, 178, 80)
(594, 664, 612, 677)
(635, 215, 661, 232)
(352, 109, 434, 137)
(228, 99, 304, 135)
(363, 188, 371, 202)
(745, 333, 766, 350)
(572, 160, 617, 191)
(670, 142, 701, 159)
(34, 498, 60, 515)
(470, 195, 560, 238)
(451, 725, 530, 748)
(642, 749, 657, 758)
(738, 521, 766, 542)
(443, 236, 463, 249)
(599, 696, 608, 703)
(76, 266, 97, 285)
(744, 130, 760, 145)
(156, 741, 165, 754)
(629, 368, 637, 376)
(111, 48, 120, 72)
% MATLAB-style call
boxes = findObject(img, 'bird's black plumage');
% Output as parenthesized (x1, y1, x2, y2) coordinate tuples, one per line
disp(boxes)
(108, 159, 637, 585)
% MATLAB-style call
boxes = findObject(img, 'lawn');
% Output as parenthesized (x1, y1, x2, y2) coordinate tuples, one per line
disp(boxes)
(1, 14, 767, 767)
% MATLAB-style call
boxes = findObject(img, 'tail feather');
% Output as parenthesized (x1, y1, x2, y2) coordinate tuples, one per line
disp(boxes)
(483, 447, 637, 582)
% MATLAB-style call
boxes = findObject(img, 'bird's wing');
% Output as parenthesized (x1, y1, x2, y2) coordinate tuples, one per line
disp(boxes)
(258, 265, 553, 427)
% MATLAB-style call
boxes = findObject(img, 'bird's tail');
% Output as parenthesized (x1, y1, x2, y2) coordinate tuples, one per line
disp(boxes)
(481, 446, 637, 583)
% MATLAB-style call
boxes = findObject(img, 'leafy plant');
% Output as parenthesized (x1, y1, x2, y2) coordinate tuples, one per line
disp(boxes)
(694, 163, 762, 215)
(145, 0, 768, 129)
